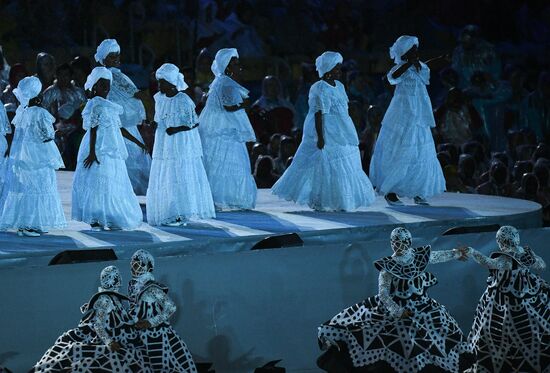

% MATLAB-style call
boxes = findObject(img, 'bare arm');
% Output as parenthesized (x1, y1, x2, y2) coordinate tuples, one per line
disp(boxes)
(121, 127, 147, 151)
(83, 126, 99, 168)
(315, 111, 324, 149)
(166, 123, 199, 136)
(224, 98, 250, 112)
(426, 54, 451, 71)
(391, 62, 414, 80)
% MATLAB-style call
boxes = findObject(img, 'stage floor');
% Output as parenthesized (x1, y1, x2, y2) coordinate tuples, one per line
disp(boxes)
(0, 171, 542, 264)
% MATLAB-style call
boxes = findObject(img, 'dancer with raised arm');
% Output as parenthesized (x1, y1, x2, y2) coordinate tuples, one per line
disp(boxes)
(370, 36, 447, 206)
(199, 48, 257, 210)
(272, 51, 375, 211)
(72, 67, 142, 231)
(465, 226, 550, 372)
(147, 63, 215, 226)
(317, 227, 472, 372)
(95, 39, 151, 195)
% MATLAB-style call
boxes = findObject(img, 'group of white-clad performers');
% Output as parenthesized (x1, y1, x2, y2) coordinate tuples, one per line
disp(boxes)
(0, 34, 547, 372)
(0, 35, 445, 237)
(31, 226, 550, 372)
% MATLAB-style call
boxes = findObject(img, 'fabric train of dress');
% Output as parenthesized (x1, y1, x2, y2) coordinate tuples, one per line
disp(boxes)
(318, 245, 471, 372)
(369, 62, 445, 198)
(0, 106, 66, 231)
(146, 91, 215, 225)
(128, 277, 197, 372)
(199, 74, 256, 210)
(33, 291, 152, 372)
(467, 248, 550, 373)
(272, 80, 375, 211)
(72, 96, 142, 229)
(108, 67, 151, 195)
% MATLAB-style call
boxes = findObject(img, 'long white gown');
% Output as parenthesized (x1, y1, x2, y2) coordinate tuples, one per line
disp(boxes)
(0, 106, 66, 231)
(272, 80, 376, 211)
(108, 67, 151, 195)
(146, 92, 215, 225)
(72, 96, 142, 230)
(369, 62, 445, 198)
(199, 74, 257, 210)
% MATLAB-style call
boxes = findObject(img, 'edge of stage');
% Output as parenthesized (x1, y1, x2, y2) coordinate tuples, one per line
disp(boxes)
(0, 170, 543, 268)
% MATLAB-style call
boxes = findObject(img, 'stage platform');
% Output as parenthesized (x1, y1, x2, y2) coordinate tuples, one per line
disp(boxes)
(0, 171, 542, 267)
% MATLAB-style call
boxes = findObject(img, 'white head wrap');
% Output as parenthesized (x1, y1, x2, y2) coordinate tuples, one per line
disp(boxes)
(315, 51, 343, 78)
(94, 39, 121, 65)
(211, 48, 239, 77)
(84, 67, 113, 91)
(13, 76, 42, 108)
(389, 35, 419, 64)
(99, 265, 122, 292)
(155, 63, 188, 91)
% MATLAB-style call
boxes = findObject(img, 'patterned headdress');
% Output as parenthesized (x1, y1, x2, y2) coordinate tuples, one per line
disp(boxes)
(100, 265, 122, 292)
(496, 226, 520, 252)
(131, 249, 155, 277)
(390, 227, 412, 254)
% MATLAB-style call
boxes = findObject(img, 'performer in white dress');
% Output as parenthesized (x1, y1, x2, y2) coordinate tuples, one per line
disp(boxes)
(95, 39, 151, 195)
(464, 226, 550, 373)
(129, 249, 198, 372)
(272, 51, 376, 211)
(318, 228, 473, 372)
(370, 36, 446, 206)
(72, 67, 142, 231)
(33, 266, 152, 372)
(0, 101, 11, 190)
(199, 48, 257, 210)
(147, 63, 215, 226)
(0, 76, 66, 237)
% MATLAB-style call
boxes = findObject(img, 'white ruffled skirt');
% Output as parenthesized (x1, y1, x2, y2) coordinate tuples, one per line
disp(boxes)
(369, 121, 445, 198)
(124, 125, 151, 196)
(72, 156, 142, 230)
(273, 139, 376, 211)
(147, 151, 215, 225)
(0, 163, 66, 231)
(202, 135, 256, 210)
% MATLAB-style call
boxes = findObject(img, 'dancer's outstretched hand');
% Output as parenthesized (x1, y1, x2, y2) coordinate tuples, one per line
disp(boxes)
(455, 246, 470, 261)
(109, 341, 121, 352)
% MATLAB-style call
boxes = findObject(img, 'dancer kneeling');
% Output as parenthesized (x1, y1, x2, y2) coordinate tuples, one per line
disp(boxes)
(128, 249, 197, 372)
(0, 76, 66, 237)
(146, 63, 215, 226)
(272, 51, 375, 211)
(72, 67, 143, 231)
(33, 266, 152, 372)
(465, 226, 550, 372)
(317, 227, 472, 372)
(199, 48, 257, 210)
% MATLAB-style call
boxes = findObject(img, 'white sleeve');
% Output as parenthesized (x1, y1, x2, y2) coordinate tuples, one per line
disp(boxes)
(378, 270, 403, 318)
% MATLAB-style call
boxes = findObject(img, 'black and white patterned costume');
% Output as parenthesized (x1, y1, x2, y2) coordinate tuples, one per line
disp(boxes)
(129, 249, 197, 373)
(318, 228, 472, 372)
(33, 266, 152, 372)
(466, 226, 550, 373)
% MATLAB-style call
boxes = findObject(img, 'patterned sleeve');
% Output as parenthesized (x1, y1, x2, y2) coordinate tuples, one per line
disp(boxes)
(429, 249, 460, 263)
(176, 94, 199, 127)
(220, 84, 244, 107)
(36, 109, 56, 141)
(468, 248, 512, 270)
(92, 295, 115, 346)
(308, 84, 331, 114)
(82, 103, 101, 131)
(147, 287, 176, 327)
(378, 270, 403, 318)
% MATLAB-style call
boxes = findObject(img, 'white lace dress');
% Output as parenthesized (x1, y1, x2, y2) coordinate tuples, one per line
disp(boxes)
(198, 74, 257, 210)
(0, 106, 66, 231)
(0, 103, 11, 190)
(108, 67, 151, 195)
(318, 246, 472, 372)
(369, 63, 445, 198)
(128, 277, 198, 372)
(467, 247, 550, 373)
(72, 97, 142, 229)
(146, 92, 215, 225)
(272, 80, 375, 211)
(33, 292, 152, 372)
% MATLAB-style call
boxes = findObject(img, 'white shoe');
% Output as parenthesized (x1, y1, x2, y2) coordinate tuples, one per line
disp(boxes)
(414, 196, 430, 205)
(17, 229, 40, 237)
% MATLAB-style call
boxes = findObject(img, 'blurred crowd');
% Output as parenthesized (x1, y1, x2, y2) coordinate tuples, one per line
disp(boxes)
(0, 0, 549, 220)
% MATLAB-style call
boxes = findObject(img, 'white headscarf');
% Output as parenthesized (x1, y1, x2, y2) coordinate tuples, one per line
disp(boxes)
(13, 76, 42, 108)
(315, 51, 343, 78)
(389, 35, 419, 64)
(84, 67, 113, 91)
(94, 39, 121, 65)
(211, 48, 239, 77)
(155, 63, 188, 91)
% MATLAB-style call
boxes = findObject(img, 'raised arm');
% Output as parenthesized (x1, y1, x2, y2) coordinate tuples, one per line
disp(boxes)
(429, 249, 463, 264)
(467, 247, 511, 270)
(147, 287, 176, 327)
(378, 270, 404, 318)
(391, 62, 413, 80)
